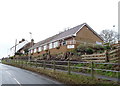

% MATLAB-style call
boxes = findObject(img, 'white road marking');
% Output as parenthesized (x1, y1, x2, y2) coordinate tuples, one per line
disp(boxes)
(25, 70, 38, 76)
(31, 72, 39, 76)
(6, 71, 21, 86)
(31, 73, 35, 75)
(6, 71, 12, 76)
(13, 78, 21, 86)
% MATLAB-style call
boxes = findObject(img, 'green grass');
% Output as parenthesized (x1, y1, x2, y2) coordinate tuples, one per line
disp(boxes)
(73, 63, 118, 78)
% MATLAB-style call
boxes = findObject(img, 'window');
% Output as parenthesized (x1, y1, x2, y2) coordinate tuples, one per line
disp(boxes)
(53, 41, 59, 48)
(62, 41, 66, 45)
(31, 49, 34, 53)
(66, 40, 76, 44)
(22, 50, 25, 54)
(49, 43, 53, 49)
(38, 47, 42, 52)
(34, 49, 37, 53)
(43, 45, 47, 50)
(66, 41, 71, 44)
(30, 50, 32, 53)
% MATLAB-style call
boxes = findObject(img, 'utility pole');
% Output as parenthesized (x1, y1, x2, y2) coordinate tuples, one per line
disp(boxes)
(14, 39, 17, 58)
(29, 32, 32, 61)
(29, 32, 32, 41)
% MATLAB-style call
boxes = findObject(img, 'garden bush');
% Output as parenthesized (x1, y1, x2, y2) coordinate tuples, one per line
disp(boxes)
(86, 48, 93, 54)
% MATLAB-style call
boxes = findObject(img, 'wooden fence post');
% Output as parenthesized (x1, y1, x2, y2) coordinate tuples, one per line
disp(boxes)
(26, 61, 27, 67)
(12, 59, 13, 65)
(16, 60, 17, 65)
(21, 60, 23, 67)
(12, 59, 14, 64)
(27, 61, 29, 67)
(9, 59, 11, 64)
(105, 50, 109, 62)
(17, 60, 19, 65)
(35, 61, 37, 68)
(31, 62, 34, 67)
(10, 59, 12, 64)
(30, 62, 32, 67)
(43, 60, 46, 69)
(18, 60, 19, 66)
(53, 60, 55, 72)
(22, 61, 23, 67)
(14, 60, 16, 64)
(15, 59, 16, 64)
(19, 60, 20, 66)
(91, 61, 94, 79)
(20, 60, 21, 66)
(118, 71, 120, 84)
(68, 60, 71, 75)
(11, 59, 13, 64)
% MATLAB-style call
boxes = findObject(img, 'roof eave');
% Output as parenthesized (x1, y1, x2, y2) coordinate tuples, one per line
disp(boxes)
(29, 34, 76, 50)
(74, 23, 86, 36)
(85, 23, 104, 41)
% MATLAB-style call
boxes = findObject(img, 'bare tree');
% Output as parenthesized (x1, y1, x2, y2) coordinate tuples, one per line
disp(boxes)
(100, 29, 118, 45)
(118, 33, 120, 43)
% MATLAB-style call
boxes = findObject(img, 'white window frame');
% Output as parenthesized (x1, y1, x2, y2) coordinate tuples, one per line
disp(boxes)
(43, 45, 47, 50)
(31, 49, 34, 53)
(66, 40, 75, 44)
(67, 45, 75, 49)
(34, 48, 37, 53)
(53, 41, 59, 48)
(49, 43, 53, 49)
(22, 50, 25, 54)
(38, 47, 42, 52)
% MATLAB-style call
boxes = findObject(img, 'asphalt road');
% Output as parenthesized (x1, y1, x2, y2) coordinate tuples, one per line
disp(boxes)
(0, 63, 62, 86)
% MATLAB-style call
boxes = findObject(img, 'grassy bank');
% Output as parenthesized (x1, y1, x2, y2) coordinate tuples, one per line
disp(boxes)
(74, 63, 119, 78)
(2, 61, 119, 86)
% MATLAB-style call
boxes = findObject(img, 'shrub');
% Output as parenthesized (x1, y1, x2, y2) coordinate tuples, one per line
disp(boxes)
(77, 44, 87, 54)
(15, 52, 23, 56)
(37, 51, 40, 54)
(69, 48, 77, 55)
(56, 46, 60, 49)
(24, 49, 29, 54)
(93, 45, 104, 50)
(77, 52, 81, 56)
(98, 50, 104, 53)
(9, 56, 14, 59)
(45, 49, 48, 52)
(86, 48, 93, 54)
(103, 45, 111, 50)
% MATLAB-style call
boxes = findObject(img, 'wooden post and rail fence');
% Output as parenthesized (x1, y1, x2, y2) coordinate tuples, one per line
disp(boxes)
(81, 49, 119, 62)
(2, 59, 120, 83)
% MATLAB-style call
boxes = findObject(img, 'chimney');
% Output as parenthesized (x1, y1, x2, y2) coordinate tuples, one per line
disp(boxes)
(31, 39, 34, 47)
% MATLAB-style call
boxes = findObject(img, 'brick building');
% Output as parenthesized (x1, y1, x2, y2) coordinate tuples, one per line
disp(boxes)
(29, 23, 103, 57)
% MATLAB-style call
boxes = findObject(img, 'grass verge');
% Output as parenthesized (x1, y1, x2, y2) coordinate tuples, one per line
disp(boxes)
(2, 61, 120, 86)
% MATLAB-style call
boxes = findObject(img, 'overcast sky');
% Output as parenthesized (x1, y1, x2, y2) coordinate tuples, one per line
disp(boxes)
(0, 0, 119, 58)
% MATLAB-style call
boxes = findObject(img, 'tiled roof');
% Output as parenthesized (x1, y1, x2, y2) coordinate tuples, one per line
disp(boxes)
(33, 34, 57, 48)
(30, 23, 85, 49)
(30, 23, 103, 49)
(52, 24, 85, 41)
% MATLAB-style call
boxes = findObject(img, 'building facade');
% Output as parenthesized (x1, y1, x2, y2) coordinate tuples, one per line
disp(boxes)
(29, 23, 103, 57)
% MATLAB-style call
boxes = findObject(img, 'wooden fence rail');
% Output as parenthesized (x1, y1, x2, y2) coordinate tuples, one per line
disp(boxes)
(81, 49, 119, 62)
(3, 59, 120, 83)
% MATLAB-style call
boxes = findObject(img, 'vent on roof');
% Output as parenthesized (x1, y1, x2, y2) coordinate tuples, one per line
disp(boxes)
(64, 27, 70, 31)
